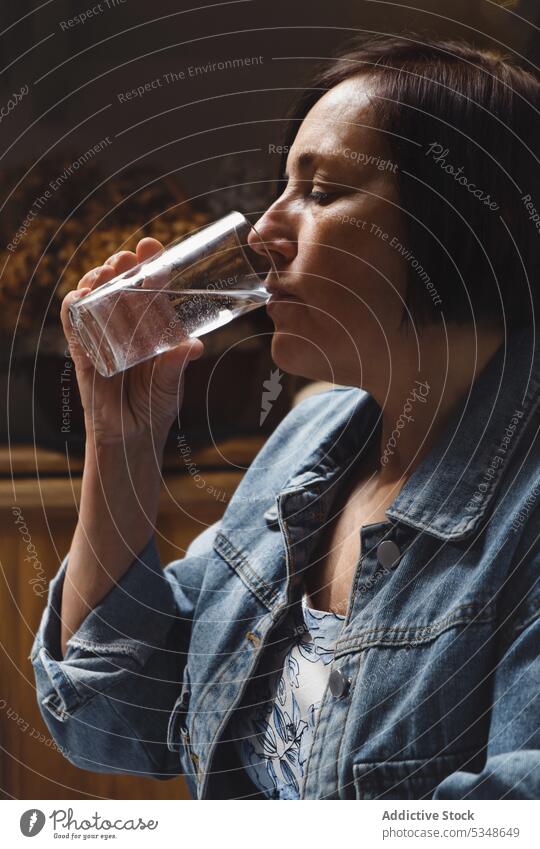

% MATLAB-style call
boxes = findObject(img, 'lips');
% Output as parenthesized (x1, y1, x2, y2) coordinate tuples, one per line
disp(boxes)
(265, 289, 300, 314)
(265, 283, 298, 300)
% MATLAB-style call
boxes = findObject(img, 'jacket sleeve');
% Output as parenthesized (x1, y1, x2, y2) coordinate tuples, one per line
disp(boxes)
(30, 521, 220, 779)
(433, 542, 540, 799)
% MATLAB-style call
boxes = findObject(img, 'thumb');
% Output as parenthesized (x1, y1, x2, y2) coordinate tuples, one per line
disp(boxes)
(153, 338, 204, 394)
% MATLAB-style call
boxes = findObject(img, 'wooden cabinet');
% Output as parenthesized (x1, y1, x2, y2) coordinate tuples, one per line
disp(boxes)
(0, 439, 264, 799)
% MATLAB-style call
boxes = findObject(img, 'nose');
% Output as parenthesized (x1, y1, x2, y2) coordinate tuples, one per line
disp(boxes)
(247, 203, 297, 268)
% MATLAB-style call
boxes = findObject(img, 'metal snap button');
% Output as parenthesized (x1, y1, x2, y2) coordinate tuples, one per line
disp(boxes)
(263, 504, 280, 528)
(376, 539, 401, 569)
(246, 631, 261, 648)
(329, 668, 351, 699)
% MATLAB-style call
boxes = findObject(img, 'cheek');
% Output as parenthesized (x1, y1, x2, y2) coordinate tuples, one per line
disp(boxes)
(309, 218, 407, 314)
(298, 235, 370, 324)
(300, 221, 372, 294)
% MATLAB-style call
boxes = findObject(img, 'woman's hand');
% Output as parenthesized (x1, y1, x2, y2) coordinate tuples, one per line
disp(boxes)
(61, 238, 204, 448)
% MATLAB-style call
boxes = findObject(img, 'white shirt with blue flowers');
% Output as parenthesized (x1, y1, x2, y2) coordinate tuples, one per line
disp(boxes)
(232, 592, 345, 799)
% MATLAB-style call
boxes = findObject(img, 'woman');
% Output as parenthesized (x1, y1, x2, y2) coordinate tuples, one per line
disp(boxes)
(33, 36, 540, 799)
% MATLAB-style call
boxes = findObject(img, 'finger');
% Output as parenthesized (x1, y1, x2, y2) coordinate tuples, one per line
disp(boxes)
(161, 337, 204, 372)
(183, 337, 204, 362)
(154, 337, 205, 393)
(60, 288, 95, 371)
(77, 263, 117, 291)
(104, 250, 138, 274)
(136, 237, 164, 263)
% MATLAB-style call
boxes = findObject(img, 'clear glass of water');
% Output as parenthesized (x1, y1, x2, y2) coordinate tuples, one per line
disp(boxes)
(68, 210, 276, 377)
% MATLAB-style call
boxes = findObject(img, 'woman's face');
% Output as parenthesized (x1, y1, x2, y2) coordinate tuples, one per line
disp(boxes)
(249, 76, 411, 389)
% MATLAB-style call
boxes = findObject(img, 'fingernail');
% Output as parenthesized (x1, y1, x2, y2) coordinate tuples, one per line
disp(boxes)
(189, 341, 203, 360)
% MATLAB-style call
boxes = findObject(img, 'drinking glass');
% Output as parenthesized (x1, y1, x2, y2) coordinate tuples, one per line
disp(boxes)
(68, 210, 276, 377)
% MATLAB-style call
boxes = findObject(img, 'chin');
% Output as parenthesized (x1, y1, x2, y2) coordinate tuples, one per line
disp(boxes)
(270, 333, 335, 383)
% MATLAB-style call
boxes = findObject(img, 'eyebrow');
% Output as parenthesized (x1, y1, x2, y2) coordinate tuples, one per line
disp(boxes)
(283, 151, 316, 180)
(283, 149, 351, 181)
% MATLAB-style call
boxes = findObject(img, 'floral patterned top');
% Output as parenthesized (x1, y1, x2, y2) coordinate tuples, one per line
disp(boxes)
(231, 592, 345, 799)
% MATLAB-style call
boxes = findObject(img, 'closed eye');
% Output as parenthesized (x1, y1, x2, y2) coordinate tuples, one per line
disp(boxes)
(307, 190, 335, 205)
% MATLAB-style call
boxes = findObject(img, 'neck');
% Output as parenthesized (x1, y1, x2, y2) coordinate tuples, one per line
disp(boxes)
(367, 323, 504, 483)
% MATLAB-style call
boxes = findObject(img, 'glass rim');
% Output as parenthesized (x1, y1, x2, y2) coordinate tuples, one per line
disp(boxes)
(70, 210, 277, 311)
(231, 211, 278, 284)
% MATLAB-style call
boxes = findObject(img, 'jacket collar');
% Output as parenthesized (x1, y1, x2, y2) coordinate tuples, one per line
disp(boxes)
(282, 325, 540, 542)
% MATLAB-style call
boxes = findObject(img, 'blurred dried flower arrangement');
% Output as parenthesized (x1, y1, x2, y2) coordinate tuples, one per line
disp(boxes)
(0, 159, 211, 354)
(0, 156, 292, 449)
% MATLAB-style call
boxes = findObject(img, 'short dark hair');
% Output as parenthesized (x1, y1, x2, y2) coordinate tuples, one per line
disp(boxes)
(278, 35, 540, 329)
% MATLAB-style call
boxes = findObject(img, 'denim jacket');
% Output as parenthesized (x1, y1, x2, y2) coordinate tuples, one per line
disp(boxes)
(31, 326, 540, 799)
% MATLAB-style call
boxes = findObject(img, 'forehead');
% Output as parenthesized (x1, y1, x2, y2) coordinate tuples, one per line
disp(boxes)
(287, 77, 387, 169)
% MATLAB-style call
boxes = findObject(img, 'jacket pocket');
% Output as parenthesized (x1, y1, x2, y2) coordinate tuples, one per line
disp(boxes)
(213, 530, 283, 611)
(353, 747, 484, 800)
